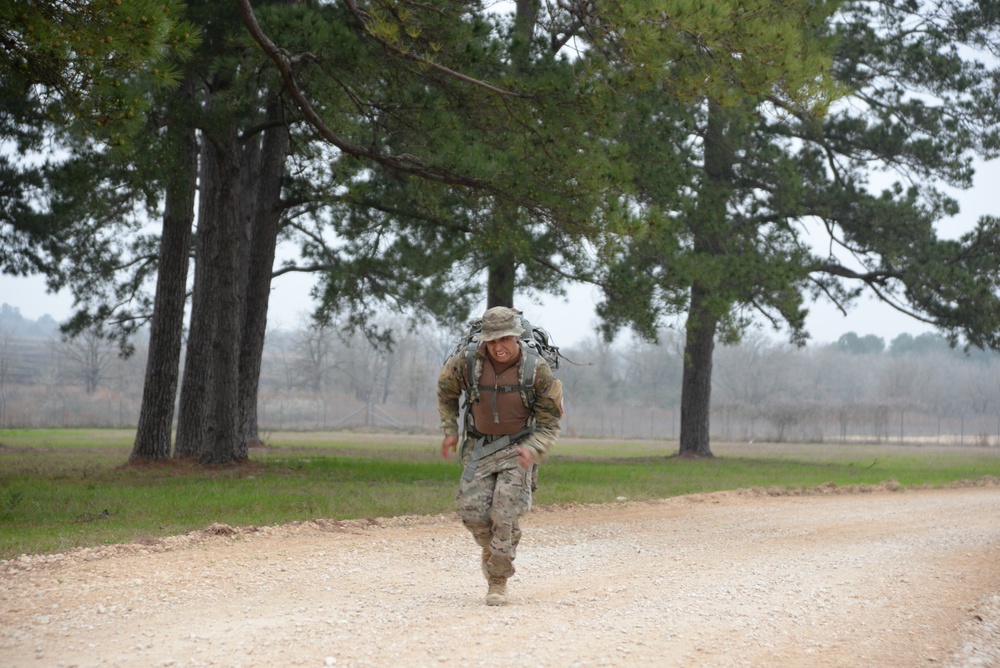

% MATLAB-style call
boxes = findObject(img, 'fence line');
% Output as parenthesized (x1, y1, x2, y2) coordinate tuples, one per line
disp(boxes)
(3, 386, 1000, 447)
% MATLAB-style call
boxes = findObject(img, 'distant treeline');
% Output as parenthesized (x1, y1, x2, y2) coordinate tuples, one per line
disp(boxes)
(3, 306, 1000, 445)
(0, 305, 61, 339)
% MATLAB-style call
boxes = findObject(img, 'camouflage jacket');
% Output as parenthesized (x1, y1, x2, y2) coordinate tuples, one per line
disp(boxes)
(437, 341, 562, 458)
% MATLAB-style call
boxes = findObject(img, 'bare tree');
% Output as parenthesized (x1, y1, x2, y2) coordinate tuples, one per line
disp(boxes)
(58, 325, 117, 394)
(291, 318, 336, 393)
(330, 330, 393, 428)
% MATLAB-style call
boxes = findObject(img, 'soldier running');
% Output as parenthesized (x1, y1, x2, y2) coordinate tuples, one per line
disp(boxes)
(438, 306, 563, 605)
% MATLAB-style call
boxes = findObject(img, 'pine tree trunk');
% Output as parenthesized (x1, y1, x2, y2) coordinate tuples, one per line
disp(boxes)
(174, 134, 218, 459)
(232, 119, 259, 459)
(130, 75, 197, 462)
(677, 100, 733, 458)
(238, 111, 289, 452)
(487, 251, 516, 309)
(679, 285, 717, 457)
(199, 131, 244, 465)
(513, 0, 540, 70)
(484, 2, 537, 313)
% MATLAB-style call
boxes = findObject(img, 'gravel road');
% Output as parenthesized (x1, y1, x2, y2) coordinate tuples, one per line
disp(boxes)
(2, 482, 999, 668)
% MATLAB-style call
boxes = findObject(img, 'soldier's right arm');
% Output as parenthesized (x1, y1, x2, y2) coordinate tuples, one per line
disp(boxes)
(436, 353, 466, 437)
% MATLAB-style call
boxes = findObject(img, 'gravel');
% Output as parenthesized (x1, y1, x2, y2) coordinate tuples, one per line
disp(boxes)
(2, 481, 999, 667)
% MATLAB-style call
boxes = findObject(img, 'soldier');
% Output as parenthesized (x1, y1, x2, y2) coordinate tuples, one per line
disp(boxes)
(438, 306, 563, 606)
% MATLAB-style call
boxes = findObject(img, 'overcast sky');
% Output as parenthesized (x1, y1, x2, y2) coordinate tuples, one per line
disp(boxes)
(2, 158, 998, 350)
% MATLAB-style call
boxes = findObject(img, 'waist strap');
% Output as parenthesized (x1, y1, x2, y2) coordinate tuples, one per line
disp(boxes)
(461, 428, 532, 482)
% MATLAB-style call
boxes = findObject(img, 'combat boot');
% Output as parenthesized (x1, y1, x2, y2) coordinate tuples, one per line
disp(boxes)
(485, 575, 507, 606)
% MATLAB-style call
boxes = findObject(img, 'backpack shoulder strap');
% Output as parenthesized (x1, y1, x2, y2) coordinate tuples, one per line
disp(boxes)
(463, 342, 480, 401)
(519, 343, 538, 408)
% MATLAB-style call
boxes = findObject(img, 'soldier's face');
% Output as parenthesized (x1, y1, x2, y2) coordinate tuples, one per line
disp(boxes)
(485, 336, 519, 364)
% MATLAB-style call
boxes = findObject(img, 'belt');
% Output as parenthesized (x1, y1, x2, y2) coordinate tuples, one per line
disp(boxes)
(461, 428, 532, 482)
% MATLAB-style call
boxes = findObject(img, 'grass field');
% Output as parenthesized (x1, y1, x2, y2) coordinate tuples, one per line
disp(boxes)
(2, 428, 999, 559)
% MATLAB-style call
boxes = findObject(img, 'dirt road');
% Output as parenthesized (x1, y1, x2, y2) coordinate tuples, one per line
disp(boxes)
(2, 482, 999, 667)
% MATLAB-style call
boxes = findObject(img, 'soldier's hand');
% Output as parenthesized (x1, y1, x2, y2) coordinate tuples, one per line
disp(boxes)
(441, 435, 459, 460)
(515, 445, 536, 469)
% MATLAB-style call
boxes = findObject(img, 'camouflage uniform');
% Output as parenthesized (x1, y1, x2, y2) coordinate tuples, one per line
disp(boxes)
(438, 338, 562, 581)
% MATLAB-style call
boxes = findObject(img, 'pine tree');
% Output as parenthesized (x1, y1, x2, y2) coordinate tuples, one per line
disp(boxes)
(597, 0, 1000, 456)
(0, 0, 196, 274)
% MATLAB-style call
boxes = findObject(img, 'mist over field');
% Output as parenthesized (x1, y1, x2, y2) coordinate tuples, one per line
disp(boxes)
(3, 304, 999, 446)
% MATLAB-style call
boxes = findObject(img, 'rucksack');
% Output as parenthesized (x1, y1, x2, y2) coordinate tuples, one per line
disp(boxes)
(450, 309, 565, 411)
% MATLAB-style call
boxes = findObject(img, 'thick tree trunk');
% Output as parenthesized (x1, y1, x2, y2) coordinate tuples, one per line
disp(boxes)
(238, 110, 289, 452)
(677, 101, 733, 458)
(199, 131, 244, 465)
(678, 285, 718, 457)
(513, 0, 540, 70)
(174, 134, 218, 459)
(130, 75, 198, 462)
(487, 251, 516, 309)
(483, 3, 538, 313)
(231, 120, 259, 458)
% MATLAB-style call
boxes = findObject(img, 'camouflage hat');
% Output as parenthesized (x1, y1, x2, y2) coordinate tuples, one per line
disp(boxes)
(473, 307, 525, 342)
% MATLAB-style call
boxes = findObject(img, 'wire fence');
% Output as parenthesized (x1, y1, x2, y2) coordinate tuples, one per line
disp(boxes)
(4, 385, 1000, 448)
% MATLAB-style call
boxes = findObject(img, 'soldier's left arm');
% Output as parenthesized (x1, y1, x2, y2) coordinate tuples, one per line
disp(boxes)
(521, 361, 563, 459)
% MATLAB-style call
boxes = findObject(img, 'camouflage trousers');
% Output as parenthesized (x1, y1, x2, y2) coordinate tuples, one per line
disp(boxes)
(455, 440, 532, 579)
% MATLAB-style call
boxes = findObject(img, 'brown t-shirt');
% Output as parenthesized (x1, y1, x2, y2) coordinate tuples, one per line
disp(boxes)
(469, 348, 532, 436)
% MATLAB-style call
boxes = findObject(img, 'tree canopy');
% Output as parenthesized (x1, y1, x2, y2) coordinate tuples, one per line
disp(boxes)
(1, 0, 196, 141)
(4, 0, 1000, 466)
(593, 0, 1000, 455)
(0, 0, 196, 281)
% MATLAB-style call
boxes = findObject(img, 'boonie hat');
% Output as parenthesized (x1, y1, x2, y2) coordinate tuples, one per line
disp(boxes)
(473, 306, 525, 342)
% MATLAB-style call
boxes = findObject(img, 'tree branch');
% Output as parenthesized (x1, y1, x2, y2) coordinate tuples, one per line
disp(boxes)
(237, 0, 494, 190)
(272, 263, 341, 278)
(531, 252, 591, 283)
(814, 262, 899, 284)
(342, 0, 531, 99)
(813, 263, 937, 326)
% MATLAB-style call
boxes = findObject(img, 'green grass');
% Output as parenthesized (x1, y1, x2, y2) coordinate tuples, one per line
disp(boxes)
(2, 429, 999, 559)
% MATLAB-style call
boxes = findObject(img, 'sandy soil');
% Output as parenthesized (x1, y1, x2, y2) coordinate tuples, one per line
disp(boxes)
(2, 481, 999, 668)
